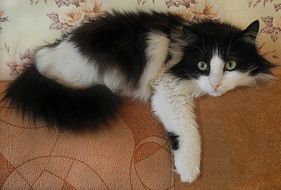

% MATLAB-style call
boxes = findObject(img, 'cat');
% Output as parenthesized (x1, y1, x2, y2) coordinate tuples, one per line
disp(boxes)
(3, 11, 274, 183)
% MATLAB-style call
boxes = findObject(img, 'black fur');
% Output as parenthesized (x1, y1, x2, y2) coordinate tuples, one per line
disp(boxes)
(2, 12, 274, 131)
(70, 11, 184, 86)
(2, 11, 185, 131)
(3, 64, 120, 130)
(169, 20, 274, 79)
(167, 132, 179, 150)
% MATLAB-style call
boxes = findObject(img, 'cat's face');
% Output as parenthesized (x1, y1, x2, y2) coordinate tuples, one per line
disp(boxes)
(170, 20, 273, 96)
(196, 53, 259, 96)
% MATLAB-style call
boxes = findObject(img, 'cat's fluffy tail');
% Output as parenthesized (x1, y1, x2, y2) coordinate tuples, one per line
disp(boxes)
(2, 64, 120, 130)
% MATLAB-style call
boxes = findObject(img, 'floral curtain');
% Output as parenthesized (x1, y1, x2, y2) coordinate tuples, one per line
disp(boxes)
(0, 0, 280, 79)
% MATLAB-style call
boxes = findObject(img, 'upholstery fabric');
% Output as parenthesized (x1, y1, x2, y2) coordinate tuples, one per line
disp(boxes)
(1, 0, 281, 189)
(1, 80, 281, 189)
(0, 0, 281, 79)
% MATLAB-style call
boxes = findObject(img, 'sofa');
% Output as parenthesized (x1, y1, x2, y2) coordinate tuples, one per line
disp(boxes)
(1, 0, 281, 189)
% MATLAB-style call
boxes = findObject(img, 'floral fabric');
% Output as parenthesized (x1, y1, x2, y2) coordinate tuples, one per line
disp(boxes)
(0, 0, 280, 79)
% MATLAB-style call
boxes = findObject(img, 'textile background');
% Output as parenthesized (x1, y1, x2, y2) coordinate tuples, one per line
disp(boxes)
(0, 0, 281, 79)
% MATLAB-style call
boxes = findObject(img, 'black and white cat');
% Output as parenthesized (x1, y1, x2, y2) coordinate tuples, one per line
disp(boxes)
(3, 11, 273, 183)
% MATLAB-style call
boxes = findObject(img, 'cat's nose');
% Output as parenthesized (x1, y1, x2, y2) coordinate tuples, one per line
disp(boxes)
(211, 83, 221, 90)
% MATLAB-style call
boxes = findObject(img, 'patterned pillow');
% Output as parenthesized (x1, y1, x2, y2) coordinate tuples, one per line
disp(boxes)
(0, 0, 280, 80)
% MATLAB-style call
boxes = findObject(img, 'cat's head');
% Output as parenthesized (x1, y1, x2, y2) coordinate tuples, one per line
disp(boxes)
(170, 20, 274, 96)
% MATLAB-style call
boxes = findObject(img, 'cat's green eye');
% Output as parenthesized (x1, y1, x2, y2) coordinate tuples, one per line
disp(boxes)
(198, 61, 208, 71)
(225, 60, 237, 71)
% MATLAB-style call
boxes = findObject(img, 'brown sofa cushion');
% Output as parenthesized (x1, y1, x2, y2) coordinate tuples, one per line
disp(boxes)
(0, 80, 281, 189)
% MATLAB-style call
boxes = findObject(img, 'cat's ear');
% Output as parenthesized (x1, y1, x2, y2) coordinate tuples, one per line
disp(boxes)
(242, 20, 260, 44)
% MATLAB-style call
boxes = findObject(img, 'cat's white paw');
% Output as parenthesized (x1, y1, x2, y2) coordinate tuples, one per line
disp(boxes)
(176, 163, 200, 183)
(174, 151, 201, 183)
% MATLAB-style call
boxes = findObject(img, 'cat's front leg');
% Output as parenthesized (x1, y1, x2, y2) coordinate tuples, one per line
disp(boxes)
(151, 77, 201, 183)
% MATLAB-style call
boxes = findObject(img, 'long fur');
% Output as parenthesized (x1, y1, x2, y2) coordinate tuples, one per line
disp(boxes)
(2, 11, 274, 183)
(69, 11, 184, 85)
(3, 64, 119, 130)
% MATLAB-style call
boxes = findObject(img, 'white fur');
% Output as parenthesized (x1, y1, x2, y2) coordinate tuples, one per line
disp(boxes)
(35, 33, 172, 100)
(195, 53, 266, 96)
(209, 52, 224, 88)
(197, 70, 262, 96)
(35, 31, 271, 184)
(35, 41, 99, 88)
(35, 40, 128, 92)
(132, 32, 170, 100)
(150, 51, 272, 182)
(151, 73, 204, 183)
